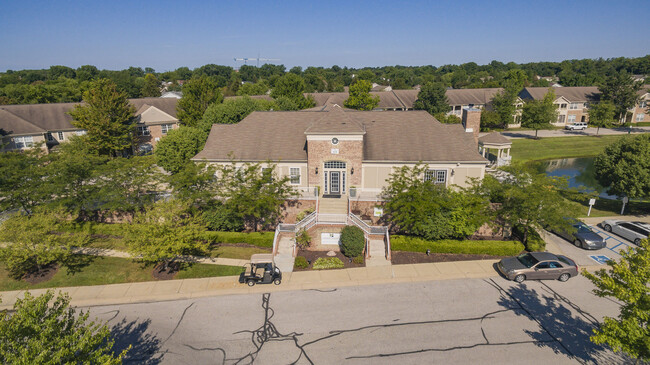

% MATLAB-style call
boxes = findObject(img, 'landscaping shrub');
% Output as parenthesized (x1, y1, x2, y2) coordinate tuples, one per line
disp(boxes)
(312, 257, 344, 270)
(512, 225, 546, 252)
(390, 236, 524, 256)
(295, 207, 315, 222)
(295, 229, 311, 249)
(201, 204, 244, 232)
(294, 256, 309, 269)
(340, 226, 365, 258)
(352, 255, 365, 265)
(201, 231, 274, 248)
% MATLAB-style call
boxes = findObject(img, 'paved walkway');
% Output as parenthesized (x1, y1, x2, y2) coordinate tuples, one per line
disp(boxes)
(72, 247, 248, 267)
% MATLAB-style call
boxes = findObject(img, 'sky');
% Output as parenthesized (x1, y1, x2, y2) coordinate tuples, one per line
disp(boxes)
(0, 0, 648, 72)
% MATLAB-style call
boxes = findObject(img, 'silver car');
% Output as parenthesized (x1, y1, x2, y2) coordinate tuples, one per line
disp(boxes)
(601, 220, 650, 246)
(552, 220, 606, 250)
(497, 252, 579, 283)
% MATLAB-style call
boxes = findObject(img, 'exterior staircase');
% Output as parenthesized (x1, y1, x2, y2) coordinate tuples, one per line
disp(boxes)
(318, 198, 348, 214)
(274, 235, 295, 273)
(366, 237, 391, 266)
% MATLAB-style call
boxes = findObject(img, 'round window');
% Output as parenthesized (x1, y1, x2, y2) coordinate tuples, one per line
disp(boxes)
(331, 138, 339, 145)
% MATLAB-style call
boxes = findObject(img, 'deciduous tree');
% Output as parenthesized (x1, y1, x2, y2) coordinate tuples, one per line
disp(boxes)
(588, 101, 617, 135)
(598, 72, 643, 123)
(413, 82, 449, 116)
(200, 96, 276, 132)
(582, 239, 650, 362)
(521, 89, 558, 138)
(0, 149, 48, 214)
(594, 134, 650, 199)
(0, 291, 128, 364)
(270, 73, 314, 109)
(68, 78, 136, 157)
(141, 73, 161, 97)
(177, 76, 223, 127)
(344, 79, 379, 111)
(155, 126, 207, 174)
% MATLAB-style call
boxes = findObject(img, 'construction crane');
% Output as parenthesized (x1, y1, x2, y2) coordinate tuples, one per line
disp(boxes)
(233, 57, 280, 67)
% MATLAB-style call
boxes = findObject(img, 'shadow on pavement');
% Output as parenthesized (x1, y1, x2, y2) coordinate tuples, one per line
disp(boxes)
(111, 318, 163, 365)
(494, 282, 630, 364)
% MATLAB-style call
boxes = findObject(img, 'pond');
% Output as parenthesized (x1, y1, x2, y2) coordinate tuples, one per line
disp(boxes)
(532, 157, 618, 199)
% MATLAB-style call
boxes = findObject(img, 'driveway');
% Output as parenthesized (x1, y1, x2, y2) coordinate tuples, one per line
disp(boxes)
(485, 126, 650, 139)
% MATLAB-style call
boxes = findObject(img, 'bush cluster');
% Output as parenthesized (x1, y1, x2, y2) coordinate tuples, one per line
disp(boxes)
(294, 256, 309, 269)
(352, 255, 365, 265)
(295, 207, 315, 222)
(340, 226, 365, 258)
(312, 257, 345, 270)
(390, 236, 524, 256)
(201, 231, 274, 248)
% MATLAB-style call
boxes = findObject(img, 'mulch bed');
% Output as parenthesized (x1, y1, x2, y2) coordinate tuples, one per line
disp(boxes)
(151, 262, 181, 280)
(23, 264, 59, 284)
(391, 251, 508, 265)
(294, 249, 365, 271)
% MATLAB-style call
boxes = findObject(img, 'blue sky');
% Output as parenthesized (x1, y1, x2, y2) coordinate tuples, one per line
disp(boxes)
(0, 0, 648, 72)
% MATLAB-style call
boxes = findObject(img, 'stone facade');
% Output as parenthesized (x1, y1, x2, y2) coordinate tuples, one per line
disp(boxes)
(461, 108, 481, 145)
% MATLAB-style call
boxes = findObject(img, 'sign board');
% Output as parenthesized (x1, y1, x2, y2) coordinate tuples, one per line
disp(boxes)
(374, 207, 383, 217)
(331, 148, 339, 155)
(589, 255, 610, 265)
(589, 198, 596, 206)
(321, 233, 340, 245)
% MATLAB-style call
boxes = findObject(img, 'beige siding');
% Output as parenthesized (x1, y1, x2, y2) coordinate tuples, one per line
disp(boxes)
(362, 166, 392, 189)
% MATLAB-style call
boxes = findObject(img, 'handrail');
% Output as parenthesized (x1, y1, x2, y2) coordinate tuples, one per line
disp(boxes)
(272, 225, 281, 255)
(295, 211, 317, 231)
(385, 229, 391, 260)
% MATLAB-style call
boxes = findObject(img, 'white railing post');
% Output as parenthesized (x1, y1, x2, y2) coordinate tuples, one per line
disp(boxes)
(272, 225, 280, 255)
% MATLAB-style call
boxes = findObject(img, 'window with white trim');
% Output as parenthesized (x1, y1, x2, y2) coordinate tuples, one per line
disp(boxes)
(137, 126, 150, 136)
(46, 132, 54, 142)
(14, 136, 34, 149)
(161, 124, 173, 135)
(569, 103, 580, 110)
(639, 101, 647, 108)
(424, 170, 447, 184)
(324, 161, 346, 169)
(567, 115, 576, 123)
(559, 104, 567, 109)
(289, 168, 300, 184)
(58, 131, 64, 140)
(636, 113, 645, 122)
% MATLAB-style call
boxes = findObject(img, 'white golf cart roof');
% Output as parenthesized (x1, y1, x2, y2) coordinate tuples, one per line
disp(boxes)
(250, 254, 274, 265)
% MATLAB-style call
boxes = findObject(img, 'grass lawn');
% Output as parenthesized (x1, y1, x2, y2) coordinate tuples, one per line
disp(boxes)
(0, 256, 243, 292)
(209, 245, 271, 260)
(562, 191, 650, 218)
(510, 135, 629, 162)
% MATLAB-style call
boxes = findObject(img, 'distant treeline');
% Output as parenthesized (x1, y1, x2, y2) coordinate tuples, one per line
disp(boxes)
(1, 56, 649, 105)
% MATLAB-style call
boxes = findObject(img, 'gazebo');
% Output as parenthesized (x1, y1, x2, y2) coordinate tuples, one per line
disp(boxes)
(478, 132, 512, 167)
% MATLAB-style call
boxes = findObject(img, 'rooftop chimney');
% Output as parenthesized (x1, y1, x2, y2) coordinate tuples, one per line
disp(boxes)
(462, 108, 481, 145)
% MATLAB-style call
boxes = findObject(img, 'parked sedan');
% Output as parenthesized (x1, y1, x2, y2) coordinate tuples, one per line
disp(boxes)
(497, 252, 579, 283)
(601, 220, 650, 246)
(552, 220, 606, 250)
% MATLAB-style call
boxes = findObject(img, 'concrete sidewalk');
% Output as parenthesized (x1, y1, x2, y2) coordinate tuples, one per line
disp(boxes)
(72, 247, 249, 267)
(0, 259, 503, 310)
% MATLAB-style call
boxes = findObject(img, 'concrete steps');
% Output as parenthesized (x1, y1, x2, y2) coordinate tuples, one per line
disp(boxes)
(366, 238, 391, 267)
(275, 236, 295, 273)
(318, 198, 348, 214)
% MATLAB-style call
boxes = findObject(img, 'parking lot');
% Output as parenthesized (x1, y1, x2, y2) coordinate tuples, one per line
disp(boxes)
(544, 222, 641, 268)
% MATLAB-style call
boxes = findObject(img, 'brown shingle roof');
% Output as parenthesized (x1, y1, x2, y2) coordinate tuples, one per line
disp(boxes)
(193, 110, 486, 163)
(519, 87, 600, 103)
(304, 106, 365, 134)
(478, 132, 511, 145)
(0, 108, 46, 136)
(444, 88, 503, 106)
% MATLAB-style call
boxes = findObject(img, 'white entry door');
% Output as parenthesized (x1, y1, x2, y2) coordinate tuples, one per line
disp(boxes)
(330, 171, 340, 194)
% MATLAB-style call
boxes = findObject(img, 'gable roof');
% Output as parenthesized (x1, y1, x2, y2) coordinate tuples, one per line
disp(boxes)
(478, 132, 511, 145)
(193, 110, 486, 163)
(0, 108, 46, 136)
(444, 88, 503, 106)
(519, 87, 600, 103)
(304, 106, 365, 134)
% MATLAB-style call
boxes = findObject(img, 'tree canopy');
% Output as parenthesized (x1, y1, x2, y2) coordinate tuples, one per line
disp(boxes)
(68, 78, 136, 157)
(583, 239, 650, 361)
(155, 126, 207, 174)
(344, 79, 380, 111)
(200, 96, 277, 132)
(0, 291, 128, 364)
(598, 72, 643, 123)
(176, 75, 224, 127)
(587, 101, 617, 135)
(594, 134, 650, 199)
(413, 81, 449, 115)
(521, 88, 558, 137)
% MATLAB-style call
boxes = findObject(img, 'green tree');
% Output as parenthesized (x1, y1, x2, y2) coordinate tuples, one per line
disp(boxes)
(199, 96, 277, 133)
(490, 88, 519, 129)
(177, 76, 223, 127)
(588, 101, 617, 135)
(270, 73, 314, 109)
(381, 165, 488, 240)
(521, 89, 558, 138)
(141, 73, 161, 97)
(236, 81, 269, 96)
(0, 150, 48, 214)
(340, 226, 365, 258)
(215, 161, 296, 231)
(168, 162, 218, 207)
(0, 291, 128, 364)
(68, 78, 136, 157)
(413, 82, 450, 116)
(480, 110, 502, 131)
(0, 209, 89, 278)
(125, 199, 209, 270)
(599, 72, 643, 123)
(344, 79, 379, 111)
(582, 239, 650, 362)
(594, 134, 650, 199)
(483, 166, 578, 246)
(155, 126, 207, 174)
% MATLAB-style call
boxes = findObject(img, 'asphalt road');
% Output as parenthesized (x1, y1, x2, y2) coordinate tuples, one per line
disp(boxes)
(489, 126, 650, 139)
(87, 276, 630, 364)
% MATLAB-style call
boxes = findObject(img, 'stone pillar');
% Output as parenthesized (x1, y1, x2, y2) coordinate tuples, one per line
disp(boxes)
(461, 108, 481, 145)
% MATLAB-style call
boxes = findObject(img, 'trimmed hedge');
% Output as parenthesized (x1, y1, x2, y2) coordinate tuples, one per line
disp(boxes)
(312, 257, 345, 270)
(201, 231, 274, 248)
(391, 236, 524, 256)
(294, 256, 309, 269)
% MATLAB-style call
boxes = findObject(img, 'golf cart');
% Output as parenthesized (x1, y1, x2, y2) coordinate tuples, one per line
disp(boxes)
(239, 254, 282, 286)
